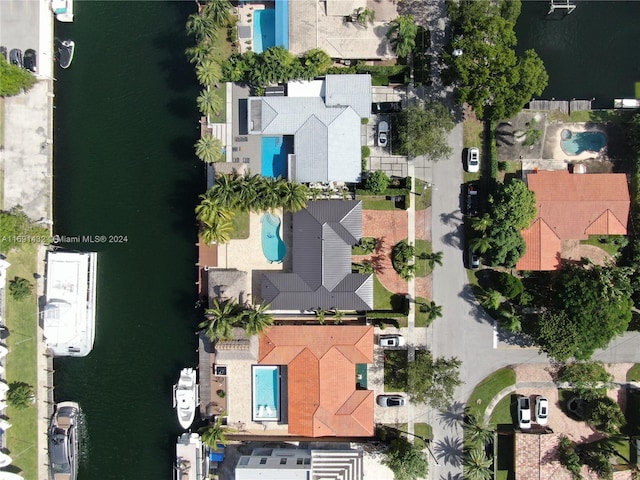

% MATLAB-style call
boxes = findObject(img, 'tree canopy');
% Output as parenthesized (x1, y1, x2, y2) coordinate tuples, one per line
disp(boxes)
(443, 0, 548, 121)
(406, 351, 462, 409)
(0, 57, 37, 97)
(382, 437, 429, 480)
(0, 206, 50, 253)
(394, 102, 455, 159)
(386, 15, 418, 58)
(557, 362, 613, 400)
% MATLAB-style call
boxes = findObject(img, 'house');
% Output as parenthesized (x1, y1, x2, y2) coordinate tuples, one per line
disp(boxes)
(261, 200, 373, 311)
(258, 325, 374, 437)
(235, 447, 363, 480)
(517, 170, 630, 271)
(247, 75, 371, 184)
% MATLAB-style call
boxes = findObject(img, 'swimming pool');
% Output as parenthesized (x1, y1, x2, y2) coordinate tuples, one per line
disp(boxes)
(253, 9, 276, 53)
(252, 365, 280, 422)
(261, 213, 287, 263)
(560, 129, 607, 156)
(261, 136, 291, 179)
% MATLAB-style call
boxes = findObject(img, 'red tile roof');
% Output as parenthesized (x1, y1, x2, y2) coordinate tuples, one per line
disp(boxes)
(259, 325, 374, 437)
(517, 171, 629, 270)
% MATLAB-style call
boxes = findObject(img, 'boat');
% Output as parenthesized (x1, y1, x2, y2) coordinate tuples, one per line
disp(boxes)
(0, 419, 11, 431)
(50, 0, 73, 22)
(58, 40, 75, 69)
(43, 250, 97, 357)
(0, 473, 24, 480)
(48, 401, 80, 480)
(174, 433, 210, 480)
(0, 452, 11, 468)
(173, 368, 199, 430)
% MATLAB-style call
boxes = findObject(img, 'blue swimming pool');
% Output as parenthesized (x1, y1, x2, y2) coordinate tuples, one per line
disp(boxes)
(252, 365, 280, 422)
(253, 9, 276, 53)
(560, 129, 607, 155)
(261, 136, 291, 179)
(261, 213, 287, 263)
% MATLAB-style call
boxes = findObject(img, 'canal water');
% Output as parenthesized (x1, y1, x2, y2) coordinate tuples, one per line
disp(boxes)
(516, 1, 640, 109)
(53, 2, 202, 478)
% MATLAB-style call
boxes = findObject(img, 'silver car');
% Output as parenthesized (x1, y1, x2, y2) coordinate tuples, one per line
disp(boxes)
(378, 121, 389, 147)
(377, 395, 405, 407)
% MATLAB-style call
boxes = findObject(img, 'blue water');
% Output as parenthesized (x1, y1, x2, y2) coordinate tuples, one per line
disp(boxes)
(261, 136, 291, 179)
(253, 366, 279, 420)
(261, 213, 287, 263)
(560, 130, 607, 156)
(253, 9, 276, 53)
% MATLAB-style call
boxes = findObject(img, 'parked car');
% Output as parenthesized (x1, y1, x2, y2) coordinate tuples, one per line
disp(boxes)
(372, 101, 402, 114)
(518, 396, 532, 430)
(378, 334, 406, 348)
(536, 396, 549, 426)
(378, 121, 389, 147)
(9, 49, 22, 67)
(0, 47, 7, 62)
(377, 395, 405, 407)
(468, 246, 480, 269)
(466, 183, 479, 216)
(466, 147, 480, 172)
(23, 49, 36, 73)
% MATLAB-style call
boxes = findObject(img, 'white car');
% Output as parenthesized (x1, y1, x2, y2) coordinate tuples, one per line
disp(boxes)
(377, 395, 405, 407)
(536, 396, 549, 426)
(517, 396, 531, 430)
(378, 121, 389, 147)
(466, 147, 480, 172)
(378, 335, 406, 348)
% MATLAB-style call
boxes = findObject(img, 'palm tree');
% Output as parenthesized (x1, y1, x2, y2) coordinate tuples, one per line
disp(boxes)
(197, 88, 224, 118)
(237, 173, 260, 211)
(463, 410, 495, 446)
(200, 298, 241, 340)
(195, 135, 224, 163)
(333, 310, 346, 324)
(199, 416, 229, 449)
(426, 251, 444, 269)
(185, 42, 218, 65)
(419, 300, 443, 321)
(478, 288, 502, 311)
(186, 13, 218, 42)
(257, 177, 281, 211)
(386, 15, 418, 58)
(196, 59, 222, 87)
(354, 7, 375, 27)
(464, 448, 493, 480)
(315, 309, 327, 325)
(210, 174, 240, 210)
(471, 214, 493, 234)
(196, 197, 231, 226)
(242, 302, 274, 336)
(470, 236, 492, 255)
(202, 0, 232, 29)
(279, 181, 309, 212)
(498, 305, 522, 334)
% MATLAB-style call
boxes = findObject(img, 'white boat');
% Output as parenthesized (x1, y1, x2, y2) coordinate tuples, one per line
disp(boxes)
(58, 40, 75, 69)
(0, 473, 24, 480)
(51, 0, 73, 22)
(48, 401, 80, 480)
(174, 433, 209, 480)
(173, 368, 199, 430)
(43, 250, 97, 357)
(0, 452, 12, 467)
(0, 419, 11, 431)
(0, 345, 8, 359)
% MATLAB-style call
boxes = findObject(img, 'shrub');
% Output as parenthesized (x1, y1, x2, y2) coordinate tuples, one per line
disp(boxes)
(585, 397, 625, 434)
(9, 276, 33, 301)
(7, 382, 34, 409)
(498, 160, 507, 171)
(392, 240, 415, 280)
(364, 170, 390, 194)
(557, 362, 613, 401)
(494, 272, 524, 299)
(361, 146, 371, 159)
(361, 118, 369, 125)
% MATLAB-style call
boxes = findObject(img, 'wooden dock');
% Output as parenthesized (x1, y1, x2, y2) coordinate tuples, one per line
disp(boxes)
(528, 99, 592, 114)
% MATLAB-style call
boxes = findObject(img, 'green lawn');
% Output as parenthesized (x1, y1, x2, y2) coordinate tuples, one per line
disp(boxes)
(636, 82, 640, 99)
(414, 239, 432, 277)
(383, 349, 408, 392)
(466, 368, 516, 418)
(5, 244, 39, 480)
(208, 84, 227, 124)
(414, 296, 430, 327)
(352, 237, 376, 255)
(393, 423, 433, 448)
(627, 364, 640, 382)
(361, 198, 399, 210)
(464, 117, 483, 150)
(413, 179, 432, 210)
(580, 235, 627, 257)
(229, 209, 249, 239)
(463, 171, 481, 183)
(0, 97, 5, 150)
(490, 395, 514, 426)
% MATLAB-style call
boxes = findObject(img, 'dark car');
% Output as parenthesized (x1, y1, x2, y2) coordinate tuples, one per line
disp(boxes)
(0, 47, 7, 62)
(466, 183, 479, 216)
(9, 48, 22, 67)
(372, 101, 402, 114)
(23, 49, 37, 73)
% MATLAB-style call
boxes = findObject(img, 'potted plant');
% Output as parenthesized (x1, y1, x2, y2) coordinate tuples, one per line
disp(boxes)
(217, 389, 226, 398)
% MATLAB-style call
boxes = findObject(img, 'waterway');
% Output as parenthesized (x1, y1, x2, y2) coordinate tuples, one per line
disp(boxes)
(516, 1, 640, 109)
(53, 2, 202, 478)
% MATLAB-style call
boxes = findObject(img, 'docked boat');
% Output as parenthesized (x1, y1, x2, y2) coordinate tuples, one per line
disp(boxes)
(50, 0, 73, 22)
(58, 40, 75, 69)
(48, 402, 79, 480)
(173, 368, 199, 430)
(43, 250, 97, 357)
(174, 433, 210, 480)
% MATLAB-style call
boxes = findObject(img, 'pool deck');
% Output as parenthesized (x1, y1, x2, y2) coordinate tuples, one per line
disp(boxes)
(231, 83, 263, 175)
(543, 122, 608, 162)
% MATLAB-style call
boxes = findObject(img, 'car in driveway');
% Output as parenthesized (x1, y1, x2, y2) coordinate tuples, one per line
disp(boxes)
(466, 183, 479, 216)
(377, 395, 405, 407)
(468, 246, 480, 269)
(378, 334, 406, 348)
(9, 49, 22, 67)
(466, 147, 480, 172)
(378, 121, 389, 147)
(536, 396, 549, 426)
(23, 49, 36, 73)
(372, 101, 402, 114)
(518, 396, 532, 430)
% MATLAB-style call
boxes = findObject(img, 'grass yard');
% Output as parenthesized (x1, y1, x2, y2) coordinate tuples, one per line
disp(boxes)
(467, 368, 516, 418)
(490, 395, 514, 426)
(5, 244, 39, 480)
(463, 171, 481, 183)
(229, 209, 249, 239)
(464, 117, 483, 150)
(413, 179, 432, 210)
(414, 296, 430, 327)
(352, 237, 377, 255)
(0, 97, 4, 150)
(383, 349, 408, 392)
(627, 364, 640, 382)
(361, 198, 400, 210)
(636, 81, 640, 99)
(374, 275, 394, 310)
(208, 84, 227, 124)
(580, 235, 627, 257)
(414, 239, 432, 278)
(393, 423, 433, 448)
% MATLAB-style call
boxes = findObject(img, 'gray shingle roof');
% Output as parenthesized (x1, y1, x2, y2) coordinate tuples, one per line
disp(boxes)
(261, 200, 373, 311)
(325, 75, 372, 118)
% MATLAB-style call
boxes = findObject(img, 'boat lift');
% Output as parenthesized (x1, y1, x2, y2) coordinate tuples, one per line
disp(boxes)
(547, 0, 576, 15)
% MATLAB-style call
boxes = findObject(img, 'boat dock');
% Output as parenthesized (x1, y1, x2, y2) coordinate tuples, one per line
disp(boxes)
(528, 99, 592, 115)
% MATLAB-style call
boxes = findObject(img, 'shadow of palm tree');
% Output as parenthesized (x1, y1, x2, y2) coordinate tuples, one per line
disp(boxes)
(434, 435, 464, 467)
(438, 401, 466, 429)
(439, 473, 463, 480)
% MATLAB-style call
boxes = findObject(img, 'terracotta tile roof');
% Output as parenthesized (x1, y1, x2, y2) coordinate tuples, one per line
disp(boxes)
(259, 325, 374, 437)
(519, 171, 630, 270)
